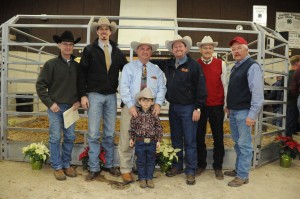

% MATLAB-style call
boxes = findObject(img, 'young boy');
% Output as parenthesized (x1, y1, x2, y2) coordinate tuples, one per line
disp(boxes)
(129, 88, 163, 188)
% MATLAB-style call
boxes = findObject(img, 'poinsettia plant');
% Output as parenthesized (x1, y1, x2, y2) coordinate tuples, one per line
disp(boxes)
(156, 139, 181, 164)
(274, 135, 300, 159)
(79, 146, 106, 170)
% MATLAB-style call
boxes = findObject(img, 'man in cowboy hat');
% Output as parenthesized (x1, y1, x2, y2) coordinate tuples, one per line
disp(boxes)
(152, 34, 207, 185)
(224, 36, 263, 187)
(78, 17, 128, 181)
(119, 36, 166, 183)
(36, 30, 81, 181)
(196, 36, 227, 180)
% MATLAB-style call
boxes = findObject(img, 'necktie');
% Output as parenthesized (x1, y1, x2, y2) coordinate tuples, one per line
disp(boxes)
(203, 59, 211, 64)
(67, 60, 70, 66)
(175, 61, 179, 68)
(140, 64, 147, 91)
(103, 44, 111, 73)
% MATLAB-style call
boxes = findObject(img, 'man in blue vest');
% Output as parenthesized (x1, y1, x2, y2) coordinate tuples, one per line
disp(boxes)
(224, 36, 264, 187)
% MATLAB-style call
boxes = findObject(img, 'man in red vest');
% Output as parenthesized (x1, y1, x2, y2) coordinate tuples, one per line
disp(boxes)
(196, 36, 227, 180)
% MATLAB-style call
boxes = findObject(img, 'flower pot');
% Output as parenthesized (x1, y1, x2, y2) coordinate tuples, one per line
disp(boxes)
(280, 154, 292, 168)
(31, 160, 43, 170)
(160, 161, 172, 173)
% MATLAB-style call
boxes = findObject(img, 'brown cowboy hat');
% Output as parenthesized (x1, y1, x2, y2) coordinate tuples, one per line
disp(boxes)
(52, 31, 81, 44)
(91, 17, 117, 34)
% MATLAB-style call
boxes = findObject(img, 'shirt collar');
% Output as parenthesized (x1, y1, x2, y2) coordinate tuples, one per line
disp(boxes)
(235, 55, 250, 68)
(98, 40, 110, 49)
(201, 57, 212, 64)
(176, 55, 188, 66)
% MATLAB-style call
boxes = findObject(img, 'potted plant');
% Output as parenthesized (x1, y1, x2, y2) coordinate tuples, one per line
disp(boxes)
(156, 139, 181, 173)
(79, 146, 106, 171)
(22, 142, 50, 170)
(274, 135, 300, 168)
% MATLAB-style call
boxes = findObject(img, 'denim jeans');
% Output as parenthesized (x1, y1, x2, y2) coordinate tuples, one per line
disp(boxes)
(229, 109, 253, 180)
(169, 103, 197, 175)
(48, 104, 76, 170)
(135, 140, 156, 180)
(87, 92, 117, 172)
(272, 106, 283, 127)
(197, 105, 225, 170)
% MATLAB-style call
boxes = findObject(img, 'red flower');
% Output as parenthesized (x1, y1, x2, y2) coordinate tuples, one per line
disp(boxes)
(78, 146, 106, 170)
(275, 135, 300, 159)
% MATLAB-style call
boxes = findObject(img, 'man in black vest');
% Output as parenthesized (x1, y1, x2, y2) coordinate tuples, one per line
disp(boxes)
(224, 36, 264, 187)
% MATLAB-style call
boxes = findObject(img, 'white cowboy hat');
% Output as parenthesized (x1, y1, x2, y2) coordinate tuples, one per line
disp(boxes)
(196, 36, 218, 47)
(165, 34, 192, 52)
(130, 36, 159, 52)
(91, 17, 117, 34)
(135, 88, 155, 104)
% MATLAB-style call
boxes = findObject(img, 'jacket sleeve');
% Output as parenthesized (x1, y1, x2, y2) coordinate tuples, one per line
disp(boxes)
(35, 62, 54, 108)
(77, 46, 90, 98)
(194, 62, 207, 109)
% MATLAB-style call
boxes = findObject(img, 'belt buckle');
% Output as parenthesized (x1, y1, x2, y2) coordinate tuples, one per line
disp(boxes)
(144, 138, 150, 143)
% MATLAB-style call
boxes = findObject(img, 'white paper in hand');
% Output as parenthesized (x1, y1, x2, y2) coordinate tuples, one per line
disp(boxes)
(63, 107, 80, 129)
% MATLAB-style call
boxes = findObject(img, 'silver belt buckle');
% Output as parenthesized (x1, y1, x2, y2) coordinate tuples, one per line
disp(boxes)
(144, 138, 151, 143)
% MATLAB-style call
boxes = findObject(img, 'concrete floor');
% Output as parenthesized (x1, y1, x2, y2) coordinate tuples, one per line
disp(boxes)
(0, 158, 299, 199)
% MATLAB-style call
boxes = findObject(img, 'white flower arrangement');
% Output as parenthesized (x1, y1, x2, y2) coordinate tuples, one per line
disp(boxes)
(156, 139, 181, 162)
(22, 142, 50, 163)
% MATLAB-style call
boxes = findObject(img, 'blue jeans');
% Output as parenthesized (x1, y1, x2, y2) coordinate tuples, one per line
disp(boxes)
(135, 140, 156, 180)
(169, 103, 197, 175)
(272, 106, 282, 127)
(229, 109, 253, 180)
(48, 104, 76, 170)
(87, 92, 117, 172)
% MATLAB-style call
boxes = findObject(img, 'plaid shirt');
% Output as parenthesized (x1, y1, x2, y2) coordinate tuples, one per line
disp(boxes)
(129, 106, 163, 141)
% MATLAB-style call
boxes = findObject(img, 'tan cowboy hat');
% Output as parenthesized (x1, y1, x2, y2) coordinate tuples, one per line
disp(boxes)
(196, 36, 218, 47)
(165, 34, 192, 52)
(135, 88, 155, 104)
(91, 17, 117, 34)
(131, 36, 159, 52)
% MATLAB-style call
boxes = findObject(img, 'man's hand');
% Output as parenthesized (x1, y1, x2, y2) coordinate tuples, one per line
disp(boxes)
(152, 104, 161, 116)
(72, 101, 80, 110)
(246, 117, 256, 127)
(50, 103, 60, 113)
(129, 106, 138, 117)
(81, 96, 89, 109)
(192, 110, 201, 122)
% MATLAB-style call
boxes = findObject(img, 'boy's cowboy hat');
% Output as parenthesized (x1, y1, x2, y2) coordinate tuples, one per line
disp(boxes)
(53, 31, 81, 44)
(91, 17, 117, 34)
(131, 36, 159, 52)
(196, 36, 218, 47)
(165, 34, 192, 52)
(135, 88, 155, 103)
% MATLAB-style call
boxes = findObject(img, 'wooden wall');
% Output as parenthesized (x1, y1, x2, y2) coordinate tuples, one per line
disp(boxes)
(1, 0, 300, 54)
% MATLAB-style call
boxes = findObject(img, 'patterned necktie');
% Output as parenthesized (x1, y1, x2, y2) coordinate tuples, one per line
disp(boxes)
(103, 44, 111, 73)
(140, 64, 147, 91)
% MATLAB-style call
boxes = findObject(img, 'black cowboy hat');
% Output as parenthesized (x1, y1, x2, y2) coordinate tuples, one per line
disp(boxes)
(52, 31, 81, 44)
